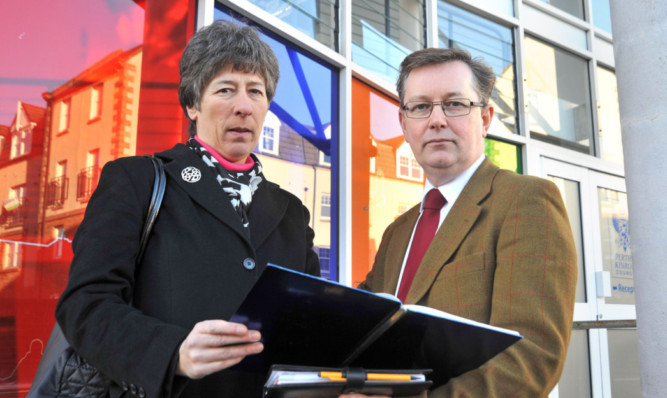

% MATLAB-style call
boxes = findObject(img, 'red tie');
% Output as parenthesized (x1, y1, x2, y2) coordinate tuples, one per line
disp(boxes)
(397, 189, 446, 302)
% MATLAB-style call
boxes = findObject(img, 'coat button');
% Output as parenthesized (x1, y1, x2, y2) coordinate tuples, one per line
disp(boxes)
(122, 382, 129, 391)
(138, 387, 146, 398)
(130, 384, 138, 395)
(243, 258, 255, 270)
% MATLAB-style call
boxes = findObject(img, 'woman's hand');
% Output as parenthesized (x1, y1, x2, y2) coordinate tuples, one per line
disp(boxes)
(176, 319, 263, 379)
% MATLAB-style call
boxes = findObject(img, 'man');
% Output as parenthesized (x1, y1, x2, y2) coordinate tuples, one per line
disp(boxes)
(355, 48, 577, 397)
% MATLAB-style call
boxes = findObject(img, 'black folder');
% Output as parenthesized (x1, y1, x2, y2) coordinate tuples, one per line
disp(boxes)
(231, 264, 522, 387)
(263, 365, 432, 397)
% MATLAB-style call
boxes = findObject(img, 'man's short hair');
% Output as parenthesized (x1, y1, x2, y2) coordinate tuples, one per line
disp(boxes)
(396, 48, 496, 106)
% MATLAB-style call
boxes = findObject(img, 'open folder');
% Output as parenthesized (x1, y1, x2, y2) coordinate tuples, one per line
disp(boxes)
(231, 264, 522, 387)
(263, 365, 432, 397)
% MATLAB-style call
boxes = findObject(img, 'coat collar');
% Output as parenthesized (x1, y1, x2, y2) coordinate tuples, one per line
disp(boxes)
(404, 158, 500, 304)
(155, 144, 289, 247)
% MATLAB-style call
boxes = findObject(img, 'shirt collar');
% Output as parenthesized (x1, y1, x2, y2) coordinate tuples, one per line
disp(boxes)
(422, 154, 485, 209)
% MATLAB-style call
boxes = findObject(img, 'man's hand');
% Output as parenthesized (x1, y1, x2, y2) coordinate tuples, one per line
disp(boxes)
(176, 319, 263, 379)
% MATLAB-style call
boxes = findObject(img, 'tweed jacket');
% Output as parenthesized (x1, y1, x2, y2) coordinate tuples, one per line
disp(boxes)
(55, 144, 320, 398)
(358, 158, 577, 397)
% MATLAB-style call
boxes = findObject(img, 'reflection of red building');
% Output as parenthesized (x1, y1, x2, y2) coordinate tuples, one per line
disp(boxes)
(0, 101, 47, 396)
(0, 46, 143, 395)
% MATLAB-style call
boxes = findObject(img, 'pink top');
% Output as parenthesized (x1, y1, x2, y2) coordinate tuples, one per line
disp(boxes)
(194, 136, 254, 172)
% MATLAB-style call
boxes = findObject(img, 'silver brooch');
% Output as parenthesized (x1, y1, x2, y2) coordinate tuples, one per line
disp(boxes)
(181, 166, 201, 183)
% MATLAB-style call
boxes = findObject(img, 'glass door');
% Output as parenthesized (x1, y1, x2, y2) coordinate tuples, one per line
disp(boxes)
(540, 156, 638, 397)
(540, 157, 600, 398)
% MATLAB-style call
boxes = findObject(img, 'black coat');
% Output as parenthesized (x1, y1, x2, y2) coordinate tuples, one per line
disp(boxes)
(55, 144, 321, 397)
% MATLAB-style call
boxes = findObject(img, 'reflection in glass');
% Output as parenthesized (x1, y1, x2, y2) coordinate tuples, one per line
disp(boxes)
(608, 329, 641, 397)
(525, 36, 593, 155)
(598, 187, 634, 305)
(485, 139, 521, 174)
(596, 67, 624, 165)
(558, 329, 592, 397)
(548, 176, 585, 302)
(351, 79, 523, 286)
(592, 0, 612, 33)
(0, 1, 145, 393)
(537, 0, 584, 19)
(246, 0, 337, 50)
(351, 0, 425, 85)
(437, 1, 516, 135)
(216, 6, 337, 280)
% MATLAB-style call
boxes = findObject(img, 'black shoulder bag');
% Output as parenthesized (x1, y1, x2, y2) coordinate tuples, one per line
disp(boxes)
(27, 156, 166, 398)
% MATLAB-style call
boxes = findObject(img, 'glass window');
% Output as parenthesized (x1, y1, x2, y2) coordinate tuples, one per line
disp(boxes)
(321, 193, 331, 219)
(536, 0, 584, 19)
(598, 188, 634, 305)
(9, 102, 40, 159)
(592, 0, 612, 33)
(89, 84, 103, 120)
(485, 139, 521, 174)
(1, 241, 22, 270)
(1, 2, 147, 393)
(47, 160, 69, 208)
(216, 6, 338, 280)
(484, 0, 514, 16)
(259, 112, 280, 155)
(53, 225, 65, 259)
(558, 329, 592, 397)
(78, 149, 100, 201)
(351, 78, 525, 286)
(437, 1, 517, 135)
(596, 67, 624, 165)
(352, 0, 425, 85)
(396, 142, 423, 182)
(608, 329, 641, 397)
(58, 99, 71, 133)
(246, 0, 337, 50)
(317, 247, 331, 279)
(525, 36, 594, 155)
(548, 176, 586, 302)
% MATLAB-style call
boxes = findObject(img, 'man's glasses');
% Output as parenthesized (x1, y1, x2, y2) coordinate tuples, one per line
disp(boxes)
(402, 98, 486, 119)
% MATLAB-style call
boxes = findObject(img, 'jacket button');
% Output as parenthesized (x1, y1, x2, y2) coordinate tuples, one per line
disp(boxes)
(130, 384, 138, 395)
(122, 382, 129, 391)
(138, 387, 146, 397)
(243, 258, 255, 270)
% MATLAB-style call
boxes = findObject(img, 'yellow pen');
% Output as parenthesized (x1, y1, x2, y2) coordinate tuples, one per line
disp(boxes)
(367, 373, 412, 381)
(319, 371, 346, 381)
(319, 371, 412, 382)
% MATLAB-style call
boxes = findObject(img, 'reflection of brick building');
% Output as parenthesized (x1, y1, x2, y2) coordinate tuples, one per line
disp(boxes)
(0, 47, 142, 394)
(0, 101, 46, 270)
(256, 111, 333, 278)
(0, 101, 46, 395)
(42, 45, 143, 243)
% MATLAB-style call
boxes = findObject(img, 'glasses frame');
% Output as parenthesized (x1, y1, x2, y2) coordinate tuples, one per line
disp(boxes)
(401, 98, 486, 119)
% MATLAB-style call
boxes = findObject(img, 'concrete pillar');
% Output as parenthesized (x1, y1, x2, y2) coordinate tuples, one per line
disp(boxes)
(609, 1, 667, 396)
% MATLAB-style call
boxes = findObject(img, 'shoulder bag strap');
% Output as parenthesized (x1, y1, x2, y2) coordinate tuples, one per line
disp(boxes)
(137, 156, 166, 263)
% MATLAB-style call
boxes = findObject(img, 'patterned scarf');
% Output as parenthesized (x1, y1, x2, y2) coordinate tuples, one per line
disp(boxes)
(186, 138, 264, 228)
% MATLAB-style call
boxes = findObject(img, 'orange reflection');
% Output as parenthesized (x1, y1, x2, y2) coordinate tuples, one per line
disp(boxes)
(0, 0, 192, 395)
(351, 78, 425, 287)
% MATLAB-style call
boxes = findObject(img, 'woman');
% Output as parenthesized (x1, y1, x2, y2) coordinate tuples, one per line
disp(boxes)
(56, 21, 320, 397)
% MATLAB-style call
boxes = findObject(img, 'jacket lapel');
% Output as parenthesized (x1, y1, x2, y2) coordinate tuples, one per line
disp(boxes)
(405, 158, 499, 304)
(247, 180, 289, 249)
(156, 145, 250, 243)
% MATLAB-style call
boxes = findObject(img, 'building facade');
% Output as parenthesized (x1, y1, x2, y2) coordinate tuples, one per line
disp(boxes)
(0, 0, 638, 396)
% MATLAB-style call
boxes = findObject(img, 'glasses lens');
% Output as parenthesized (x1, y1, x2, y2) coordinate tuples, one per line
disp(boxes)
(443, 99, 471, 116)
(406, 102, 433, 118)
